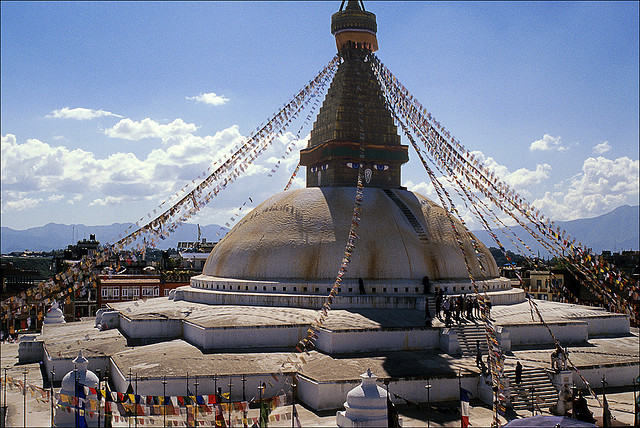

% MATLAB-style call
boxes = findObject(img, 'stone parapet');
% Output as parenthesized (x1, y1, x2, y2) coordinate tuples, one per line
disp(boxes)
(186, 277, 521, 310)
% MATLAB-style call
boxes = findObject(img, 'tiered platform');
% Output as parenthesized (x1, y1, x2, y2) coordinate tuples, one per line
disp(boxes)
(31, 292, 637, 411)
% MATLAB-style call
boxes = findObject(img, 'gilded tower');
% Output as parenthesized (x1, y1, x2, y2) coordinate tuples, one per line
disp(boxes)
(299, 0, 409, 188)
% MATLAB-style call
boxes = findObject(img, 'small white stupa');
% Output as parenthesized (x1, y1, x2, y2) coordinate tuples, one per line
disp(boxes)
(336, 369, 395, 427)
(54, 350, 99, 427)
(43, 301, 66, 324)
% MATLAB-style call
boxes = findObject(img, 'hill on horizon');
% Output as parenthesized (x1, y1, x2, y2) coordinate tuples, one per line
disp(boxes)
(471, 204, 639, 255)
(1, 205, 637, 255)
(0, 223, 229, 254)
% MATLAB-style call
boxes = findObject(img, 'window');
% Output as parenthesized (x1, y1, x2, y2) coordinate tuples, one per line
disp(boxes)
(536, 280, 542, 287)
(142, 286, 158, 297)
(164, 289, 170, 296)
(102, 287, 119, 300)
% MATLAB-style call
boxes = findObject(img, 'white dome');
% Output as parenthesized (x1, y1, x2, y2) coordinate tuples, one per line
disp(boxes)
(203, 187, 498, 282)
(59, 351, 99, 394)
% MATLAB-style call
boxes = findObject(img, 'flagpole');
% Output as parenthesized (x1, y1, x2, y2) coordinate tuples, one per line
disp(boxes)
(50, 367, 55, 428)
(602, 375, 611, 427)
(425, 377, 432, 428)
(185, 371, 189, 427)
(194, 375, 199, 428)
(75, 366, 79, 428)
(97, 368, 101, 428)
(258, 381, 265, 428)
(291, 374, 297, 428)
(242, 374, 247, 428)
(134, 373, 138, 428)
(23, 368, 28, 428)
(228, 377, 233, 427)
(162, 376, 167, 428)
(458, 371, 462, 428)
(128, 369, 132, 428)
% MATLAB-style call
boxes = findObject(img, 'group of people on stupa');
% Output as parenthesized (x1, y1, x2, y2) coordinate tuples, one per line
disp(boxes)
(430, 288, 483, 327)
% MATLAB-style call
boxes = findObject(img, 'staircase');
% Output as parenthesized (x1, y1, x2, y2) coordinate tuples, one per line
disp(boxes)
(452, 323, 487, 357)
(506, 367, 558, 413)
(382, 189, 430, 244)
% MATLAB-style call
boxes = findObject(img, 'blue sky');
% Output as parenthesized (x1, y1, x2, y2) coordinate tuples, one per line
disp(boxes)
(1, 1, 638, 233)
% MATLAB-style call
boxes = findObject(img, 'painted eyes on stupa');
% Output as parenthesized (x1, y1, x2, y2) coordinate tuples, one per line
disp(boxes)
(309, 164, 329, 173)
(345, 163, 390, 170)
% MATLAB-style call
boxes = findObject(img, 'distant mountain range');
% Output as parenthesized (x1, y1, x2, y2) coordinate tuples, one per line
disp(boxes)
(1, 205, 637, 255)
(0, 223, 229, 254)
(471, 204, 638, 255)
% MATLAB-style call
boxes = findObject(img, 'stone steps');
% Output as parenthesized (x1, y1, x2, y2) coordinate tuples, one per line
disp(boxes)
(506, 367, 558, 412)
(382, 189, 430, 244)
(452, 323, 488, 357)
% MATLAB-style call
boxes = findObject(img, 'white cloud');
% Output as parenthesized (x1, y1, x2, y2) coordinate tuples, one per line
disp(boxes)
(47, 107, 122, 120)
(404, 180, 435, 197)
(529, 134, 568, 152)
(0, 191, 43, 213)
(89, 196, 125, 206)
(186, 92, 229, 106)
(68, 195, 83, 205)
(105, 118, 198, 141)
(2, 127, 322, 221)
(533, 156, 639, 220)
(1, 127, 247, 213)
(470, 151, 551, 189)
(593, 141, 612, 154)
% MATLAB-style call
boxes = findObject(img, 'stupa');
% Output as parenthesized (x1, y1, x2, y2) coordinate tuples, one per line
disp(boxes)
(32, 2, 636, 422)
(54, 350, 99, 427)
(43, 300, 66, 324)
(187, 0, 511, 306)
(336, 369, 393, 427)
